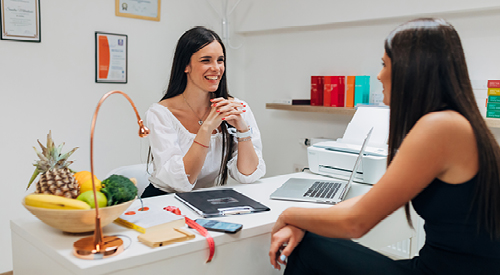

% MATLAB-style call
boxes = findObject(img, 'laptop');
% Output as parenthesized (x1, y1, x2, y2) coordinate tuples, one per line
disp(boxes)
(270, 127, 373, 204)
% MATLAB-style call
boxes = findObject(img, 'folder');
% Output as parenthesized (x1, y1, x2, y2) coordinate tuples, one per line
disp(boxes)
(175, 188, 270, 218)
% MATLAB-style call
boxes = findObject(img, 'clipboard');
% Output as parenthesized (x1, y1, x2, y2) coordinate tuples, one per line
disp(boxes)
(174, 188, 270, 218)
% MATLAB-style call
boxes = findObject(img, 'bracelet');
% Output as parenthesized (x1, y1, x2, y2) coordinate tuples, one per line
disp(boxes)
(193, 140, 209, 148)
(238, 137, 252, 142)
(236, 128, 252, 139)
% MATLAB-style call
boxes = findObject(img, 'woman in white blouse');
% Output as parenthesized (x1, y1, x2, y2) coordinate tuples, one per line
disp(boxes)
(142, 26, 266, 197)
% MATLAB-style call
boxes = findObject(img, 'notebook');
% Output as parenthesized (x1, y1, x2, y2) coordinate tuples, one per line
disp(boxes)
(270, 128, 373, 204)
(175, 188, 270, 218)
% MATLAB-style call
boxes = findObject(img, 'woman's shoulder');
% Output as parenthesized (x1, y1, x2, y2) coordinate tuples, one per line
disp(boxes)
(147, 102, 171, 116)
(418, 110, 472, 133)
(410, 111, 474, 147)
(146, 102, 180, 126)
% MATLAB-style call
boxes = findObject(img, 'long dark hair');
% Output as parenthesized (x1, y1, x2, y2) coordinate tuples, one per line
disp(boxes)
(385, 18, 500, 239)
(151, 26, 234, 186)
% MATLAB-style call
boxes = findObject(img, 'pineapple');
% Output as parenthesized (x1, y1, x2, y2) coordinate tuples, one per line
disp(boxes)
(27, 131, 80, 199)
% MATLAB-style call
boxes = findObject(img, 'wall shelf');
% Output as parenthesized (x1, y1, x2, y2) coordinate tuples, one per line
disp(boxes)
(265, 103, 356, 115)
(485, 118, 500, 128)
(266, 103, 500, 129)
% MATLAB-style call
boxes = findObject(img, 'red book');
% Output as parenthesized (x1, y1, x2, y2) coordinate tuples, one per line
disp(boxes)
(311, 76, 324, 106)
(337, 76, 345, 107)
(324, 76, 345, 107)
(488, 80, 500, 88)
(323, 76, 333, 106)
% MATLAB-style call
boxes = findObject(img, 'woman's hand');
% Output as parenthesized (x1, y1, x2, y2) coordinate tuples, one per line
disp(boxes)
(210, 97, 248, 131)
(271, 211, 288, 236)
(269, 225, 305, 271)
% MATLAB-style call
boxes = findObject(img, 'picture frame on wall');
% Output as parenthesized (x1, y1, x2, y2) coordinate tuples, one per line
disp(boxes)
(115, 0, 161, 22)
(0, 0, 41, 42)
(95, 32, 128, 84)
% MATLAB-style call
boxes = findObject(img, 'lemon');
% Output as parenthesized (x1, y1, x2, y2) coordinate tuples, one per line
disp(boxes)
(74, 171, 101, 193)
(80, 178, 102, 193)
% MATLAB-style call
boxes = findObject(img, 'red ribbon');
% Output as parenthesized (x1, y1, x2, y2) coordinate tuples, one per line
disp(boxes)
(164, 206, 215, 262)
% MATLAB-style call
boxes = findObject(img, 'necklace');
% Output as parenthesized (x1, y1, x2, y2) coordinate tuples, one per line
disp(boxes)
(182, 93, 210, 125)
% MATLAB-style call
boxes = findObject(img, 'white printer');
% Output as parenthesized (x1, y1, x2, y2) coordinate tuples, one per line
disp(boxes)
(307, 107, 390, 185)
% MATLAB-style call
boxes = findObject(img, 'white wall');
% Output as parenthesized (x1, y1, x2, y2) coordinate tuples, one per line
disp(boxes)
(234, 2, 500, 177)
(0, 1, 229, 272)
(2, 0, 500, 272)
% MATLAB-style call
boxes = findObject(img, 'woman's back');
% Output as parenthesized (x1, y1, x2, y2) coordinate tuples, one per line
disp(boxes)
(412, 175, 500, 273)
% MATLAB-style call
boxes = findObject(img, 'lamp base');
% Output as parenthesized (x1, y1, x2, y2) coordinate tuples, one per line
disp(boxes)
(73, 235, 124, 260)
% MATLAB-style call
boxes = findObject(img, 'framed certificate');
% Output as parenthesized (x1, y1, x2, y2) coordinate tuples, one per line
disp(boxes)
(95, 32, 128, 84)
(0, 0, 41, 42)
(115, 0, 161, 22)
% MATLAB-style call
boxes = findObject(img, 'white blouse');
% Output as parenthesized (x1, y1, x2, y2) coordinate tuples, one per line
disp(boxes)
(145, 98, 266, 193)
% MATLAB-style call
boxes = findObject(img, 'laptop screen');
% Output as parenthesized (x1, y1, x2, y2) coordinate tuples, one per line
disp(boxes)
(347, 127, 373, 185)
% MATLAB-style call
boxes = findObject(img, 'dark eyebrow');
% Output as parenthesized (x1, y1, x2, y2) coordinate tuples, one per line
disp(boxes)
(198, 55, 224, 60)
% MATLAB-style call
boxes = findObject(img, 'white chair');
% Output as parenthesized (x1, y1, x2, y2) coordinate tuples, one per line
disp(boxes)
(106, 163, 152, 197)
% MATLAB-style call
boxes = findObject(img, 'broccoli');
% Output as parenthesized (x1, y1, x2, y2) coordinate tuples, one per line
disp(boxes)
(100, 174, 138, 206)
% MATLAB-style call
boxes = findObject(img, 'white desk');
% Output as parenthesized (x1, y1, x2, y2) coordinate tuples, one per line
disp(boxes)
(11, 172, 414, 275)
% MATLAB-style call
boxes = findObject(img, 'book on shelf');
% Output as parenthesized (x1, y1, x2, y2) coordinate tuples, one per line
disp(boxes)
(345, 76, 356, 107)
(311, 76, 324, 106)
(272, 99, 292, 104)
(487, 102, 500, 118)
(271, 99, 311, 105)
(488, 95, 500, 103)
(488, 88, 500, 96)
(334, 76, 346, 107)
(323, 76, 333, 107)
(354, 76, 370, 105)
(323, 76, 345, 107)
(292, 99, 311, 105)
(487, 109, 500, 118)
(488, 80, 500, 88)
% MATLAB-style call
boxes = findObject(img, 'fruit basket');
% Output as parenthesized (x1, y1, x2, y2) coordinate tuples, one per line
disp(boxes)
(23, 197, 135, 233)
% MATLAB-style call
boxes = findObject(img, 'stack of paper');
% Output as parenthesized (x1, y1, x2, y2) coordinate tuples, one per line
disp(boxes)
(338, 106, 390, 149)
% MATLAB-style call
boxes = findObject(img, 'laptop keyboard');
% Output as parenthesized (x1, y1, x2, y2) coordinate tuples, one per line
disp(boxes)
(303, 181, 341, 199)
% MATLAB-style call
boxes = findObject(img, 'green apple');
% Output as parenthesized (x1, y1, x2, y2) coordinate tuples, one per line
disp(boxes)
(77, 190, 107, 208)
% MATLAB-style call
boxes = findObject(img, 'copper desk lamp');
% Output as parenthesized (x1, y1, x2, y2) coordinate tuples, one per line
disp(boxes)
(73, 90, 149, 260)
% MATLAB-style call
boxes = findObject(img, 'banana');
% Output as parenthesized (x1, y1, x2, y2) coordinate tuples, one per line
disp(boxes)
(25, 194, 91, 210)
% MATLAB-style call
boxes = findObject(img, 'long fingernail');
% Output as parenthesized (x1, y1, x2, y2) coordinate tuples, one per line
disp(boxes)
(222, 117, 226, 120)
(243, 105, 246, 107)
(280, 254, 287, 262)
(216, 110, 220, 112)
(243, 110, 246, 112)
(210, 99, 214, 102)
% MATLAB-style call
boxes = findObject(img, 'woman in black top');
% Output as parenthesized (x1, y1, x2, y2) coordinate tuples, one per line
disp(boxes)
(269, 18, 500, 274)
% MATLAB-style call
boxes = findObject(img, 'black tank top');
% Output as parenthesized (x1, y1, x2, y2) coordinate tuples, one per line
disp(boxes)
(411, 175, 500, 274)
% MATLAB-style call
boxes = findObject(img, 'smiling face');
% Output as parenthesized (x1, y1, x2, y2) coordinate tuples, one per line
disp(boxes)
(184, 41, 225, 93)
(377, 52, 392, 106)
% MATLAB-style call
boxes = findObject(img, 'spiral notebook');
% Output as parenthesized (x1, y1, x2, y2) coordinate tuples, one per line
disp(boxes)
(175, 188, 270, 218)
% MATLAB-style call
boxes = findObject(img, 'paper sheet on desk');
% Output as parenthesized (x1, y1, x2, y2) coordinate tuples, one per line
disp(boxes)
(338, 107, 389, 148)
